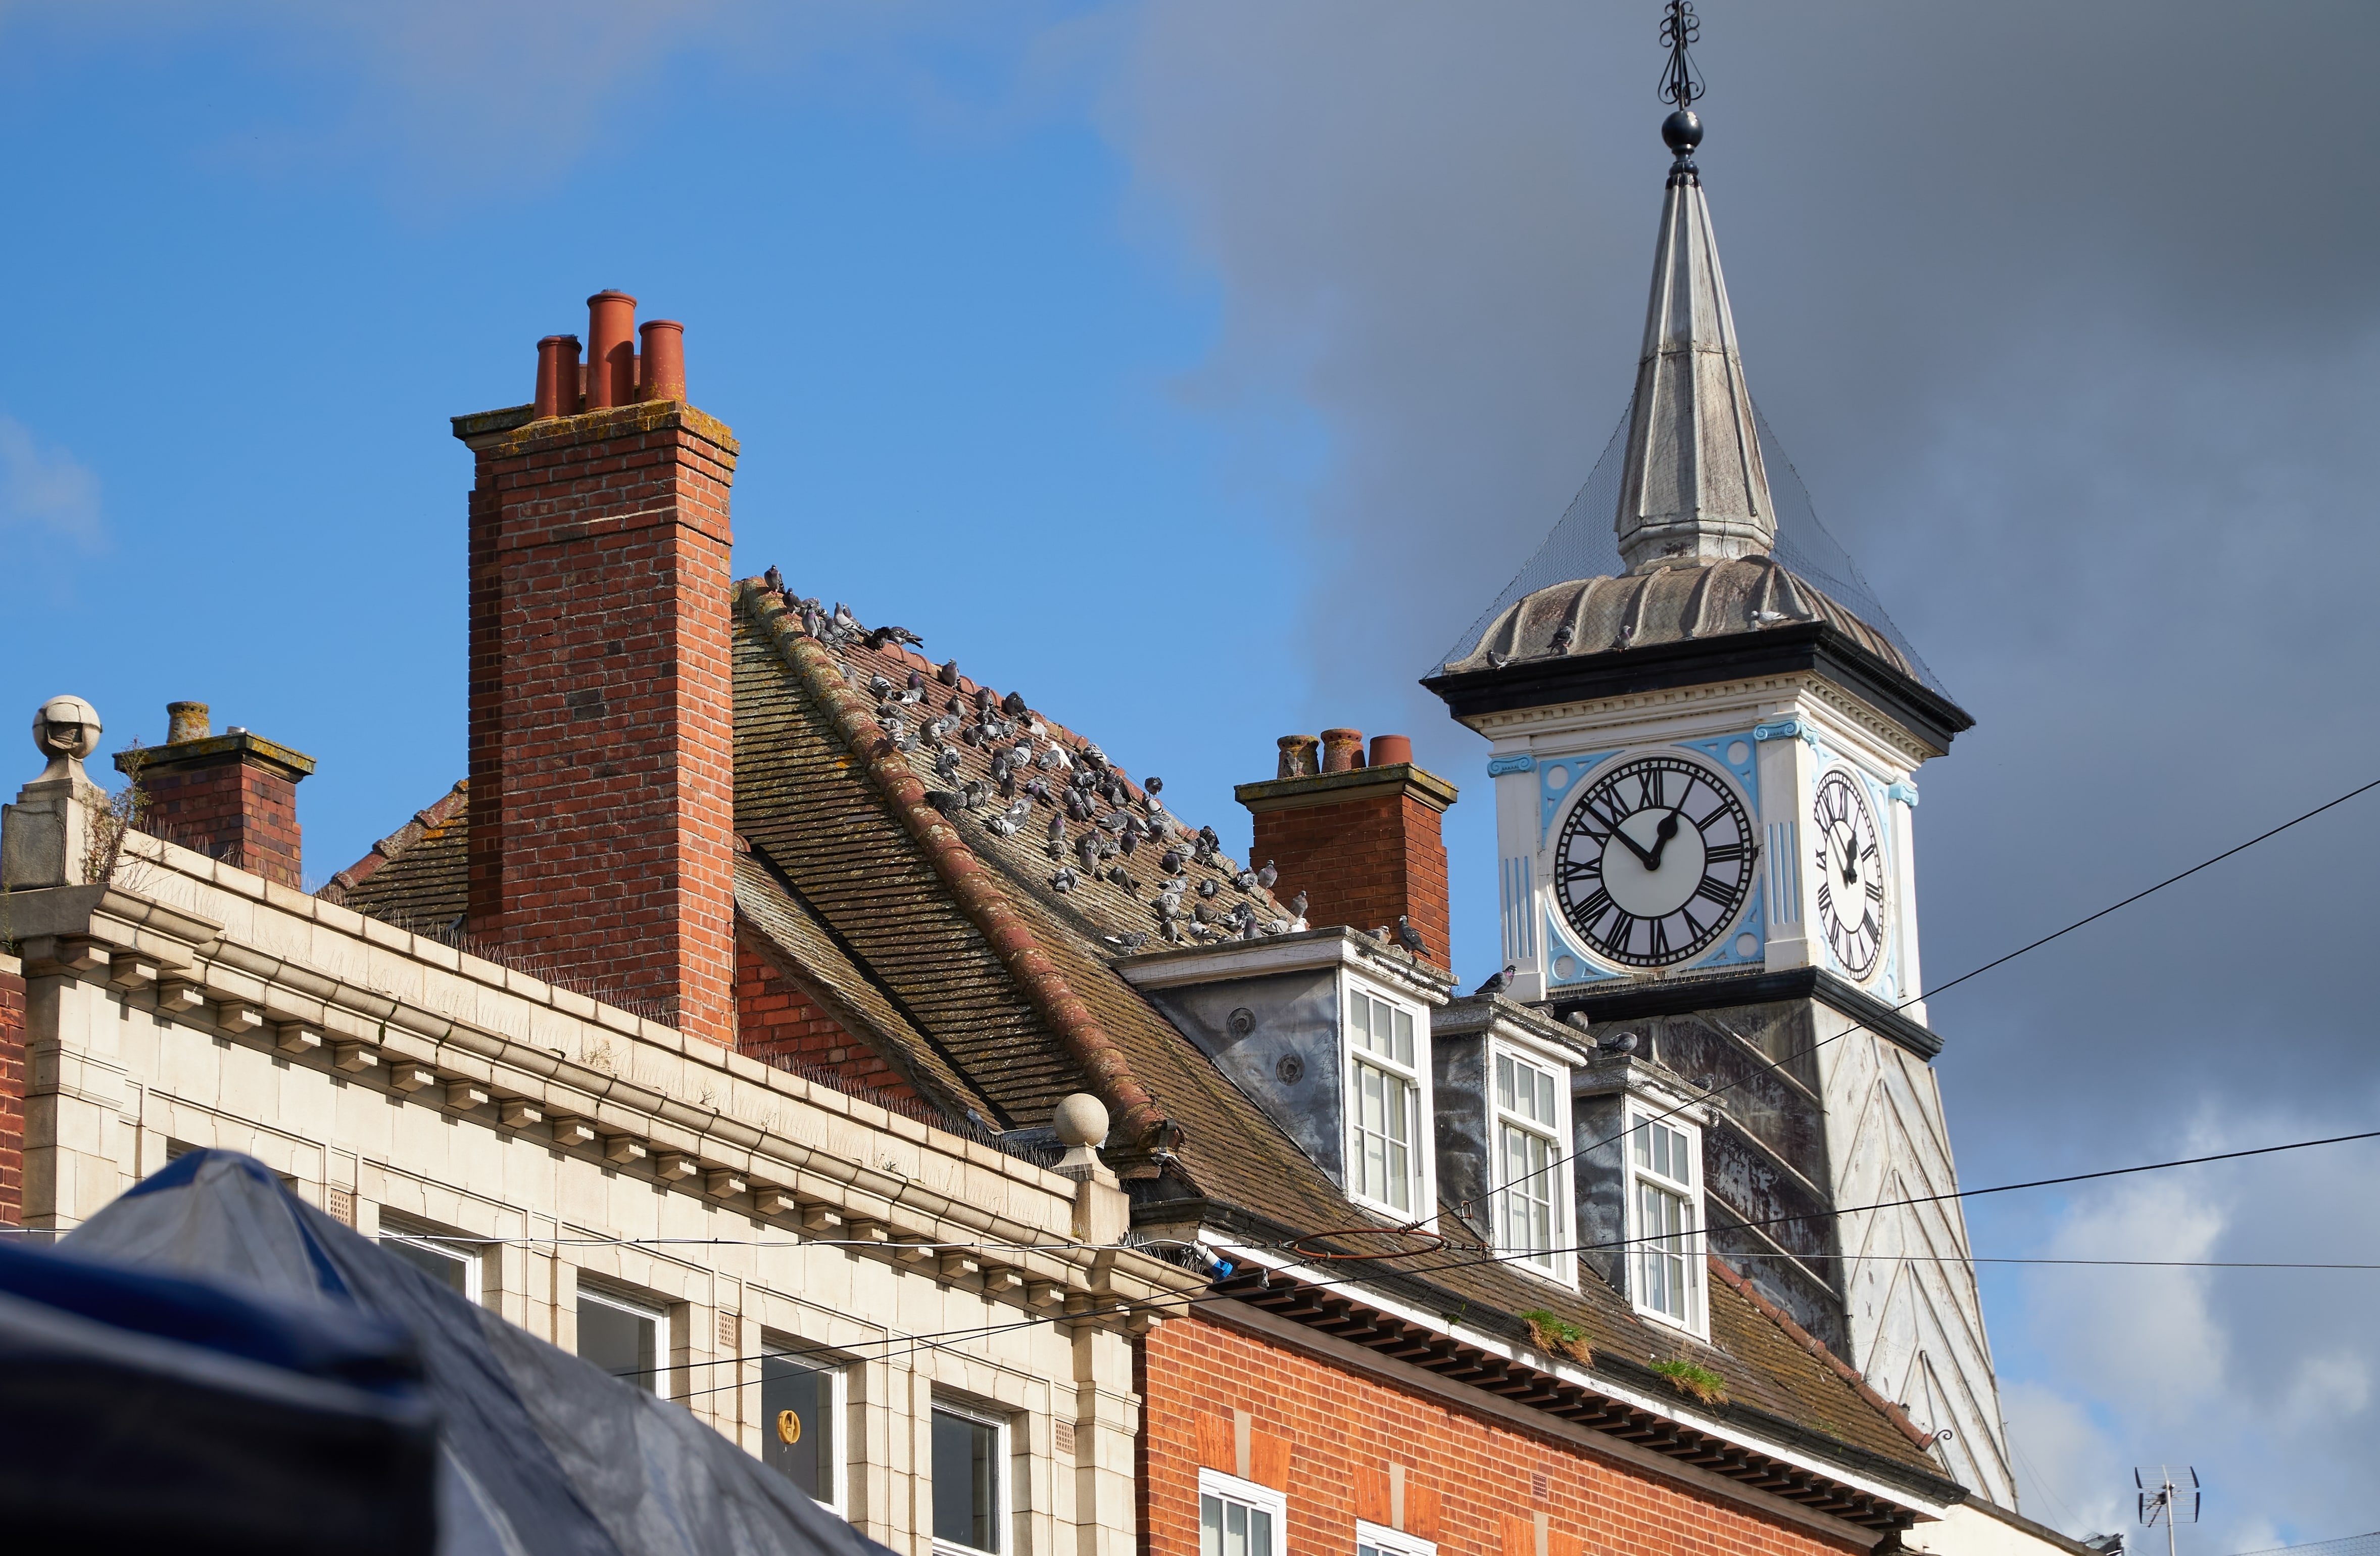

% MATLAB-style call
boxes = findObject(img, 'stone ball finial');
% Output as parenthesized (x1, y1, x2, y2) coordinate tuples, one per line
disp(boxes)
(33, 694, 102, 762)
(1053, 1092, 1111, 1149)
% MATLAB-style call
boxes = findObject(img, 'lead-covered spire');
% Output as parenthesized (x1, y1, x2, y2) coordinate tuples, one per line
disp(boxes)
(1612, 86, 1777, 572)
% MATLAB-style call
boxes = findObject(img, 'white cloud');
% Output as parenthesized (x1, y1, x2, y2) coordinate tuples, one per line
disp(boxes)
(0, 415, 104, 548)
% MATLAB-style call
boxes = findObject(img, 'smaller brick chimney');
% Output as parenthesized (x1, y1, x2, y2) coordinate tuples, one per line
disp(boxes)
(116, 701, 315, 888)
(1236, 731, 1456, 969)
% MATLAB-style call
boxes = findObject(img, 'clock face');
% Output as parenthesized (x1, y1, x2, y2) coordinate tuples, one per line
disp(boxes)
(1811, 769, 1887, 978)
(1553, 755, 1757, 968)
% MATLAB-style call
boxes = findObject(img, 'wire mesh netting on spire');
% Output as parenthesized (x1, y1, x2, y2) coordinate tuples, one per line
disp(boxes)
(1433, 396, 1950, 698)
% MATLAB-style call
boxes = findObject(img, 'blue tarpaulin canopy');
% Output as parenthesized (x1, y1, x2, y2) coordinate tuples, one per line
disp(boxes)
(0, 1149, 895, 1556)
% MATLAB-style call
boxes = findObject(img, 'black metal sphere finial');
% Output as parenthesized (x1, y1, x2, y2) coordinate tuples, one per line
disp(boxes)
(1661, 109, 1703, 156)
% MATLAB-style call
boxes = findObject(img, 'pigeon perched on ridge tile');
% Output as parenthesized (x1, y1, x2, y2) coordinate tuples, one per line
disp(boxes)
(1145, 775, 1163, 795)
(763, 564, 785, 594)
(1287, 891, 1307, 921)
(1474, 963, 1517, 997)
(928, 790, 964, 817)
(1233, 866, 1257, 892)
(938, 659, 961, 686)
(868, 624, 924, 651)
(1002, 691, 1027, 718)
(1395, 916, 1431, 956)
(1254, 860, 1278, 891)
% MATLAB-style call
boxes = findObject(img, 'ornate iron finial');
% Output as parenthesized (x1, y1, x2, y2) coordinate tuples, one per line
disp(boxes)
(1659, 0, 1703, 110)
(1658, 0, 1705, 181)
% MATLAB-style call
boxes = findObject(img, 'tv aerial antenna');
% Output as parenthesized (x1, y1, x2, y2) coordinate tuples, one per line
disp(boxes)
(2136, 1467, 2201, 1556)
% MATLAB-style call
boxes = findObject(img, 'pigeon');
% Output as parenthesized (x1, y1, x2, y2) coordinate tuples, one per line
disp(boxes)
(1193, 903, 1219, 925)
(926, 715, 960, 747)
(1049, 866, 1080, 894)
(1101, 777, 1131, 809)
(928, 790, 965, 817)
(1080, 743, 1109, 774)
(1233, 866, 1258, 892)
(974, 686, 997, 713)
(1063, 788, 1093, 822)
(1162, 919, 1186, 945)
(1103, 865, 1134, 891)
(1001, 691, 1027, 717)
(934, 747, 962, 784)
(1076, 834, 1101, 869)
(1286, 891, 1307, 921)
(900, 673, 926, 704)
(985, 796, 1032, 837)
(1595, 1029, 1641, 1056)
(938, 659, 961, 686)
(869, 673, 894, 701)
(1372, 926, 1393, 942)
(1474, 963, 1518, 997)
(763, 564, 785, 595)
(1253, 859, 1278, 891)
(1035, 744, 1070, 773)
(1395, 915, 1431, 956)
(1196, 877, 1220, 899)
(1102, 930, 1151, 953)
(1159, 847, 1188, 876)
(1549, 622, 1574, 652)
(959, 779, 993, 810)
(1189, 921, 1228, 942)
(801, 605, 827, 639)
(1145, 775, 1163, 795)
(1486, 649, 1511, 670)
(832, 602, 862, 636)
(1752, 608, 1787, 625)
(868, 624, 924, 651)
(1154, 893, 1185, 923)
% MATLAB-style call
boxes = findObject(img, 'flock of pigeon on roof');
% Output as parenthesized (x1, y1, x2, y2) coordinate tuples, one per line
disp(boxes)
(758, 568, 1464, 976)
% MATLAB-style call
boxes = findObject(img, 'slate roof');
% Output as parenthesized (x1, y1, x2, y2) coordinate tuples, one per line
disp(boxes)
(326, 577, 1952, 1496)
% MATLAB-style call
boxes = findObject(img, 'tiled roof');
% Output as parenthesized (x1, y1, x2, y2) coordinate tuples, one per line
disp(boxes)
(320, 578, 1947, 1488)
(320, 779, 467, 931)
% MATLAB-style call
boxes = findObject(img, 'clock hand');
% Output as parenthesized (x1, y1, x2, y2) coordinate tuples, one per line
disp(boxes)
(1608, 820, 1661, 870)
(1643, 810, 1682, 869)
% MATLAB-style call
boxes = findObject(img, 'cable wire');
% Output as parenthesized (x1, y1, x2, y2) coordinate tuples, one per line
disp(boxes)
(1442, 772, 2380, 1229)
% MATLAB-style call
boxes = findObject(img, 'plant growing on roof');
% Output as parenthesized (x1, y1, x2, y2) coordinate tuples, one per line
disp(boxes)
(1649, 1357, 1728, 1406)
(87, 739, 152, 888)
(1518, 1309, 1593, 1366)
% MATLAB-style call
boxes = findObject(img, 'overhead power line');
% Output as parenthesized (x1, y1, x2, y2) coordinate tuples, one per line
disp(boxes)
(1451, 772, 2380, 1224)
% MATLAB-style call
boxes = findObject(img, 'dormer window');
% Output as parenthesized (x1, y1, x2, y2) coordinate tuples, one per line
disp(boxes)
(1492, 1047, 1568, 1275)
(1347, 986, 1424, 1216)
(1629, 1113, 1704, 1332)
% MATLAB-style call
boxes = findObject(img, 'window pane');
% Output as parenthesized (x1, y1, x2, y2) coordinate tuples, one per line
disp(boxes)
(1496, 1055, 1515, 1111)
(577, 1295, 657, 1393)
(1535, 1070, 1557, 1124)
(1391, 1007, 1414, 1067)
(382, 1236, 470, 1296)
(1202, 1494, 1224, 1556)
(1249, 1507, 1273, 1556)
(763, 1354, 836, 1501)
(933, 1408, 1000, 1552)
(1351, 993, 1374, 1053)
(1632, 1118, 1650, 1169)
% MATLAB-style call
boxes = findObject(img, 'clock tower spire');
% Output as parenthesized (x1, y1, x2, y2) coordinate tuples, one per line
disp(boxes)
(1424, 2, 2015, 1508)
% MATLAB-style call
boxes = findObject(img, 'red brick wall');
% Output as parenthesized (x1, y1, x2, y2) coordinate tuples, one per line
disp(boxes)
(140, 758, 304, 888)
(464, 401, 739, 1043)
(734, 933, 919, 1104)
(1141, 1313, 1862, 1556)
(1253, 786, 1451, 972)
(0, 960, 24, 1225)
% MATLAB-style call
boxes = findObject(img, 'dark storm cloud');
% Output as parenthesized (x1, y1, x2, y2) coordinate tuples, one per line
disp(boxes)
(1105, 1, 2380, 1540)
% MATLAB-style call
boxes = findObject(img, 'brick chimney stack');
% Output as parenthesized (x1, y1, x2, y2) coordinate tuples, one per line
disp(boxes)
(1236, 731, 1456, 970)
(115, 701, 315, 889)
(454, 291, 738, 1043)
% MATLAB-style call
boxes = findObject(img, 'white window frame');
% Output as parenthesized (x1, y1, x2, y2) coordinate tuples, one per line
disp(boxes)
(1342, 977, 1432, 1220)
(760, 1337, 848, 1514)
(1625, 1110, 1707, 1337)
(1489, 1041, 1573, 1283)
(1198, 1467, 1287, 1556)
(378, 1218, 485, 1304)
(576, 1283, 666, 1395)
(1357, 1519, 1438, 1556)
(929, 1397, 1012, 1556)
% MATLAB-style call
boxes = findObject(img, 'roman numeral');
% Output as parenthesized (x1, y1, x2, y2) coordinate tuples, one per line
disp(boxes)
(1560, 854, 1603, 884)
(1649, 915, 1673, 957)
(1636, 768, 1665, 810)
(1705, 841, 1745, 865)
(1693, 874, 1736, 910)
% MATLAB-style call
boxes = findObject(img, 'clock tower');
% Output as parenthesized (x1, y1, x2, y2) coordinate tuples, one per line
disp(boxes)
(1425, 95, 2015, 1504)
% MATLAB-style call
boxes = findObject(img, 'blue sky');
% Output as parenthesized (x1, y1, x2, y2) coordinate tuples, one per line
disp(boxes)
(5, 5, 2378, 1545)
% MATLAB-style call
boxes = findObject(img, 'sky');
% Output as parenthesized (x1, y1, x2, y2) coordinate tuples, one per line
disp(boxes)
(3, 3, 2377, 1544)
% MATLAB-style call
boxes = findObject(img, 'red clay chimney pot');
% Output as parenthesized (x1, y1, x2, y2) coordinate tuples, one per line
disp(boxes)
(534, 335, 572, 419)
(637, 319, 686, 404)
(1369, 734, 1414, 768)
(1320, 728, 1366, 774)
(586, 291, 637, 410)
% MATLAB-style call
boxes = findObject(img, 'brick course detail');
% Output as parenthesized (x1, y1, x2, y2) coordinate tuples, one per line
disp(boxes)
(0, 961, 23, 1225)
(1141, 1313, 1863, 1556)
(461, 401, 740, 1044)
(733, 932, 919, 1105)
(1245, 777, 1455, 972)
